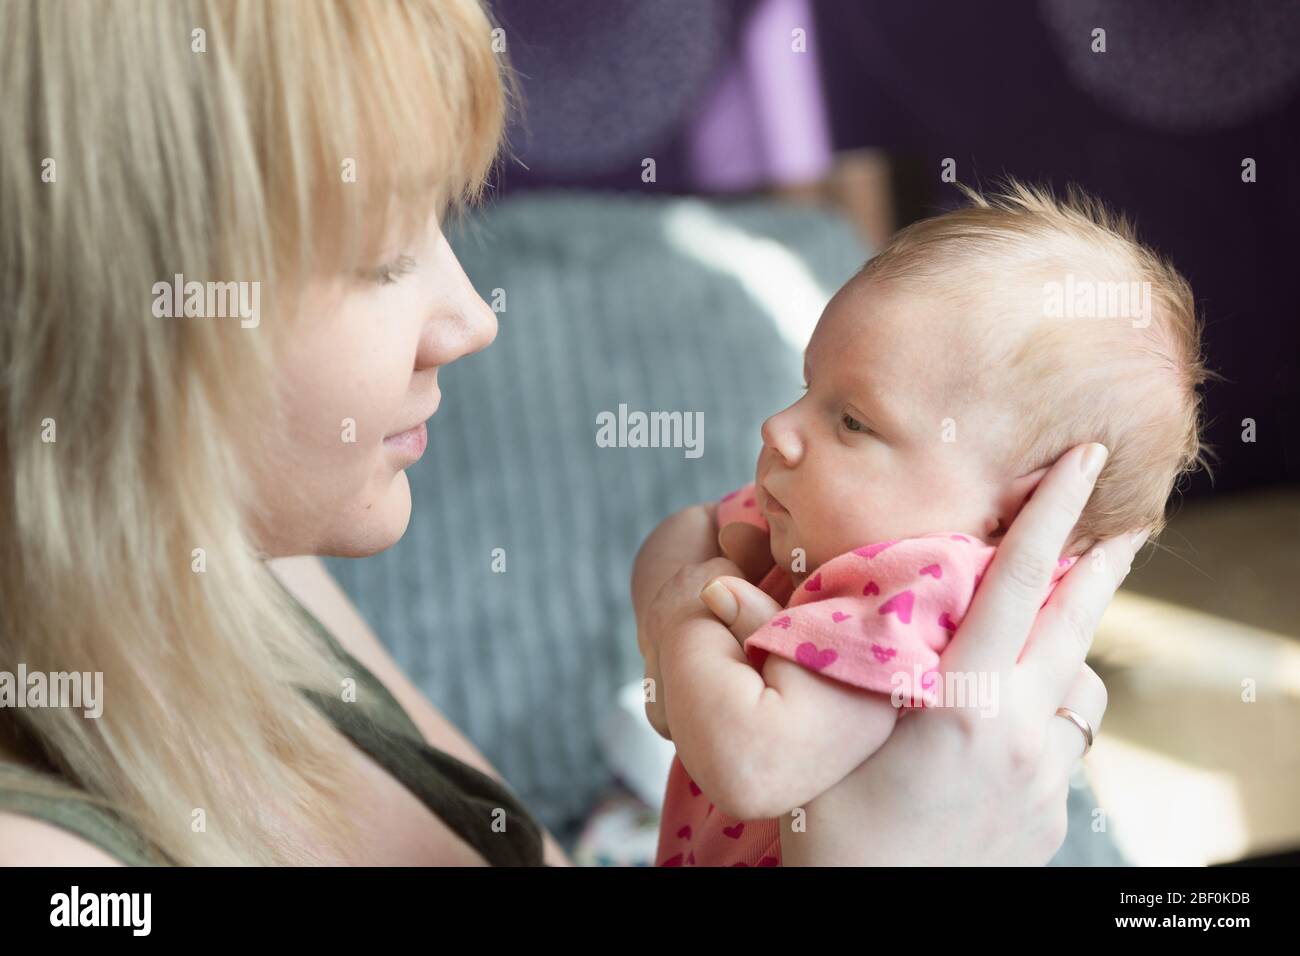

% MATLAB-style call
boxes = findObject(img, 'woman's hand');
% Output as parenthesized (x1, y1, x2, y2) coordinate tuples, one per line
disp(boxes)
(700, 442, 1147, 865)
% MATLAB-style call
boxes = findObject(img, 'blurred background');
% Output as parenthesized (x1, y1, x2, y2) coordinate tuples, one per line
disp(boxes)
(328, 0, 1299, 866)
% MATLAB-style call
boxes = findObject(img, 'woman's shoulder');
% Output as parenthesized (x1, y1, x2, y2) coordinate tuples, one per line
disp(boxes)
(0, 753, 157, 866)
(0, 810, 126, 866)
(0, 722, 125, 865)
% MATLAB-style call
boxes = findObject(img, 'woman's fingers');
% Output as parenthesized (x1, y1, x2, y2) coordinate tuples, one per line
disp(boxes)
(1044, 664, 1109, 781)
(700, 574, 785, 645)
(945, 442, 1108, 677)
(1020, 528, 1148, 711)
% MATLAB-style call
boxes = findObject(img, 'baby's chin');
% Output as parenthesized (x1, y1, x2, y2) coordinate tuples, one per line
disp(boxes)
(771, 520, 893, 577)
(768, 522, 821, 576)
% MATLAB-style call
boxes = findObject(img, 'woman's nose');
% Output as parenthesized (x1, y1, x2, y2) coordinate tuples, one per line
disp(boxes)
(456, 282, 499, 358)
(761, 407, 803, 465)
(446, 245, 498, 358)
(418, 241, 498, 369)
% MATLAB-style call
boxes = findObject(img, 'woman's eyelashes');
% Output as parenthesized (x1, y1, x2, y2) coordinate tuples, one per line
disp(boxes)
(366, 254, 418, 286)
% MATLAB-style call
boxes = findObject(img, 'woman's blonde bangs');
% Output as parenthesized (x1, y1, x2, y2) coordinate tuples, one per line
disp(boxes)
(224, 0, 509, 274)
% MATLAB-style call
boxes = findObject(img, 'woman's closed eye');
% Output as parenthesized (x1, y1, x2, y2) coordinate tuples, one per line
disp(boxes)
(365, 254, 418, 286)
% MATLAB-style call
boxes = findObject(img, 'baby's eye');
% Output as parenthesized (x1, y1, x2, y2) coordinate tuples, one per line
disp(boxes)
(841, 412, 869, 433)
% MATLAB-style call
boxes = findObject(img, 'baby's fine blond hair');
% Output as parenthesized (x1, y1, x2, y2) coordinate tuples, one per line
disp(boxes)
(859, 180, 1221, 554)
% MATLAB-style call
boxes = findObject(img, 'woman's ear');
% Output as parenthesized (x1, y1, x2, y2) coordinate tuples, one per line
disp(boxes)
(982, 465, 1050, 542)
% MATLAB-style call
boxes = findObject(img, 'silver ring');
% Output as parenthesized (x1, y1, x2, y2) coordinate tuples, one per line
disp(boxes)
(1055, 706, 1094, 758)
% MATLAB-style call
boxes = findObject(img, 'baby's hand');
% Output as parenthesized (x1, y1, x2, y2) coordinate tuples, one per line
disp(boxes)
(640, 556, 746, 739)
(717, 521, 776, 583)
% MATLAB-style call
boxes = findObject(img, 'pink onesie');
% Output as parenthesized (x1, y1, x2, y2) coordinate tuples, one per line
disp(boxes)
(654, 481, 1077, 867)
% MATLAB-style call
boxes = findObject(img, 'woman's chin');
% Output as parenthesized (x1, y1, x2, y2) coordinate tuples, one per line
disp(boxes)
(323, 472, 413, 558)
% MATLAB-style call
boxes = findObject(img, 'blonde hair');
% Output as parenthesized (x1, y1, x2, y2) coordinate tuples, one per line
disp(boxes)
(859, 180, 1221, 553)
(0, 0, 508, 864)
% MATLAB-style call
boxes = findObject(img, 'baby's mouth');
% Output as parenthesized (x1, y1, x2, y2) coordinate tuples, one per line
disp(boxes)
(762, 485, 789, 516)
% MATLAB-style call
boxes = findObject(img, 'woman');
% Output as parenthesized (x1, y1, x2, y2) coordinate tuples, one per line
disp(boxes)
(0, 0, 1139, 866)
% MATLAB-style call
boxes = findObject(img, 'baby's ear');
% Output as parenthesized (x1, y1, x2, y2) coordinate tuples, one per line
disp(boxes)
(985, 465, 1051, 540)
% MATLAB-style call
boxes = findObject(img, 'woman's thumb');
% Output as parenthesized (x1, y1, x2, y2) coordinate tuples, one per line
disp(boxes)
(699, 575, 785, 645)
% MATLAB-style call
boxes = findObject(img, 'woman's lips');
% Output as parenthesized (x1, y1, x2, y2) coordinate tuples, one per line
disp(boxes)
(383, 421, 428, 462)
(384, 387, 439, 464)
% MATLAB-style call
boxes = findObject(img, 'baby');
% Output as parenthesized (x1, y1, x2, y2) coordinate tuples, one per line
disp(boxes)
(632, 182, 1213, 867)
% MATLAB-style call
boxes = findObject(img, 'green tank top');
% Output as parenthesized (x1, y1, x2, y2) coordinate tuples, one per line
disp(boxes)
(0, 589, 548, 866)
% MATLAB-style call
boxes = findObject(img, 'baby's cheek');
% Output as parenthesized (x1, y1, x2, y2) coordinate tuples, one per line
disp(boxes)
(792, 511, 851, 568)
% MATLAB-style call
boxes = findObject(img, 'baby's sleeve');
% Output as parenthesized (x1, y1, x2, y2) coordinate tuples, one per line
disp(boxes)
(742, 535, 998, 708)
(716, 482, 769, 533)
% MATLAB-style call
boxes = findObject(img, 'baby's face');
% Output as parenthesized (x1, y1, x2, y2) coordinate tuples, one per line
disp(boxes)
(755, 277, 1018, 576)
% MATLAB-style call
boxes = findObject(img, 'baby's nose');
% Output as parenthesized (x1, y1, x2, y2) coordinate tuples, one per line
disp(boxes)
(761, 412, 803, 464)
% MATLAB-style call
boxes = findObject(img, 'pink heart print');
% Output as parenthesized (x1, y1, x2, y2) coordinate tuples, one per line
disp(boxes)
(771, 615, 792, 629)
(854, 541, 896, 559)
(804, 573, 823, 592)
(862, 580, 880, 596)
(919, 563, 943, 579)
(795, 642, 838, 670)
(938, 612, 959, 632)
(831, 611, 851, 623)
(871, 643, 897, 663)
(723, 823, 745, 840)
(677, 825, 692, 839)
(877, 589, 915, 623)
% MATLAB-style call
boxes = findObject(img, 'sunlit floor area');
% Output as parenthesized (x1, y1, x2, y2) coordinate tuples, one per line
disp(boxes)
(1086, 487, 1300, 865)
